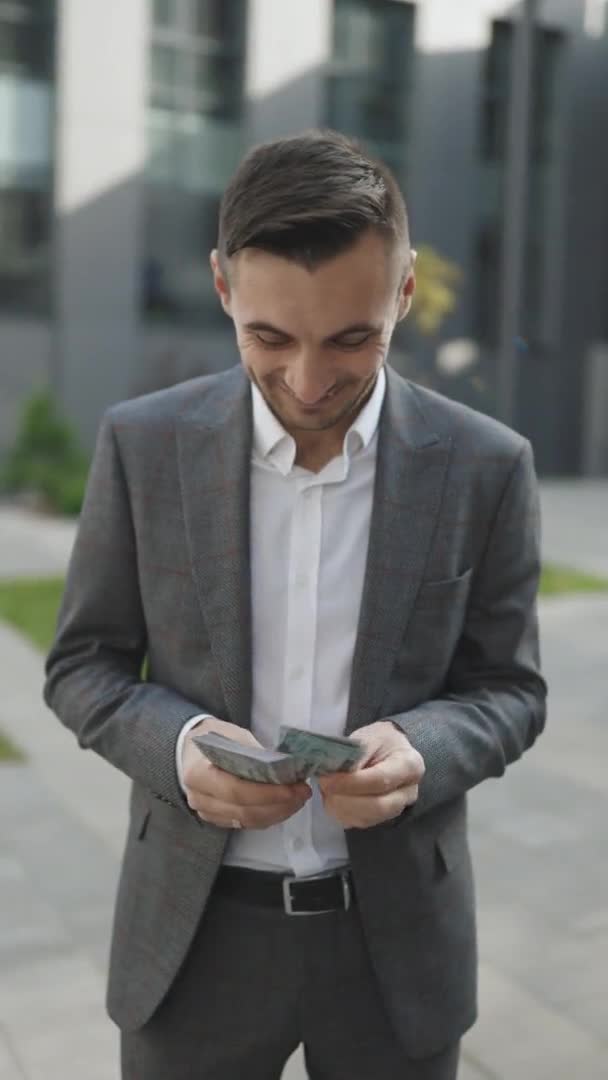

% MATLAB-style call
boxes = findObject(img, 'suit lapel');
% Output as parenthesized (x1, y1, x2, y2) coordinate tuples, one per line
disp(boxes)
(176, 365, 253, 731)
(345, 366, 453, 734)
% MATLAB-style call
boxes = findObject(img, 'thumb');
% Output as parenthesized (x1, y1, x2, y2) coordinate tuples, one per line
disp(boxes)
(191, 717, 264, 749)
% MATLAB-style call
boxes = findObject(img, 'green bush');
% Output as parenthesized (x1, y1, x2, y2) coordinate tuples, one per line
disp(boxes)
(1, 390, 89, 516)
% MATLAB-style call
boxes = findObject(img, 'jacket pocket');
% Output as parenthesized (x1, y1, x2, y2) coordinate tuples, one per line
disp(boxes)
(393, 568, 473, 684)
(435, 815, 466, 875)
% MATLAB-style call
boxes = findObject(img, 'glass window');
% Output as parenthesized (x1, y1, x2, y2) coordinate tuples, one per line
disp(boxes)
(475, 18, 565, 348)
(150, 42, 178, 98)
(152, 0, 176, 30)
(480, 19, 514, 163)
(475, 20, 514, 345)
(143, 0, 247, 323)
(326, 0, 415, 182)
(0, 1, 55, 314)
(193, 0, 244, 45)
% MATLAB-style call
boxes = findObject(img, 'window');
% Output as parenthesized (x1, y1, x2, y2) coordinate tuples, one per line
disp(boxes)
(0, 1, 55, 314)
(326, 0, 415, 181)
(143, 0, 247, 323)
(525, 25, 565, 343)
(475, 18, 565, 346)
(475, 20, 514, 345)
(480, 19, 514, 163)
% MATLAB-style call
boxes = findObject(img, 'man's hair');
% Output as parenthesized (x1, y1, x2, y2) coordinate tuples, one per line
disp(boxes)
(217, 129, 410, 271)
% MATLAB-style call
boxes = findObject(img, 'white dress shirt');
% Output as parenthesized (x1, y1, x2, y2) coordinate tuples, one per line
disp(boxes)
(177, 366, 386, 877)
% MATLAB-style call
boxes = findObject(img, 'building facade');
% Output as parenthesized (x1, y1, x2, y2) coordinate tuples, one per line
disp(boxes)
(1, 0, 607, 474)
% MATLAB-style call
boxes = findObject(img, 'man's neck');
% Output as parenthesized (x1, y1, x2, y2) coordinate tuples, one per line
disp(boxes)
(291, 416, 354, 473)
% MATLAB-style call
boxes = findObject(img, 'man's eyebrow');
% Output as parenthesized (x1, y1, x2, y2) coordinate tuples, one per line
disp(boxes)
(244, 321, 290, 334)
(243, 321, 382, 338)
(325, 322, 381, 338)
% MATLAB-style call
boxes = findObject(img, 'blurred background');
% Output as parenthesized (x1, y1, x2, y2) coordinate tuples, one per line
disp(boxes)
(1, 0, 608, 484)
(1, 3, 607, 1080)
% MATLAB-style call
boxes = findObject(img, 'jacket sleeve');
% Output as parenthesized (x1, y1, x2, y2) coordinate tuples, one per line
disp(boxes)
(389, 439, 547, 820)
(43, 409, 206, 816)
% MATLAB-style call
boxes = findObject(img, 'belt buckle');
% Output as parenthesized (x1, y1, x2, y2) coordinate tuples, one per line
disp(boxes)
(282, 870, 351, 916)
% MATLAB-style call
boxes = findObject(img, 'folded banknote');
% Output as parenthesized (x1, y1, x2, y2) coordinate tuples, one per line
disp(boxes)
(277, 725, 364, 775)
(193, 726, 364, 784)
(193, 732, 310, 784)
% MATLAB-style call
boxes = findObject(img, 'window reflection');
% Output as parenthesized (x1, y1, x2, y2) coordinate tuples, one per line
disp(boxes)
(326, 0, 415, 182)
(143, 0, 247, 323)
(0, 0, 55, 314)
(475, 19, 565, 348)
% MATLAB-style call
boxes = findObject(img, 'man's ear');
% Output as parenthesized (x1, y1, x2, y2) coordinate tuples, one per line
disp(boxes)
(210, 249, 232, 316)
(397, 269, 416, 323)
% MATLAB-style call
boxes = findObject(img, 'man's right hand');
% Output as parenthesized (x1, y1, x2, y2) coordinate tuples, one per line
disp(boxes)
(181, 717, 312, 830)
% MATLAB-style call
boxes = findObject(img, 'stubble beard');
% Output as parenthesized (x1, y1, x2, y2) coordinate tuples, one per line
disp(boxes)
(257, 369, 380, 433)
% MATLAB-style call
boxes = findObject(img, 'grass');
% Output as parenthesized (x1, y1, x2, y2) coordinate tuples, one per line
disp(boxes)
(0, 730, 25, 762)
(539, 564, 608, 597)
(0, 576, 65, 653)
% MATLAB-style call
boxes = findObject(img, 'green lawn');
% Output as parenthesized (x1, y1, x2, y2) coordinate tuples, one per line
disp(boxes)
(0, 576, 65, 653)
(539, 564, 608, 596)
(0, 730, 24, 762)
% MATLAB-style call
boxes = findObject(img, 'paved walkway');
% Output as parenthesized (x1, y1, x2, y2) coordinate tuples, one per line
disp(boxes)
(0, 485, 607, 1079)
(539, 480, 608, 577)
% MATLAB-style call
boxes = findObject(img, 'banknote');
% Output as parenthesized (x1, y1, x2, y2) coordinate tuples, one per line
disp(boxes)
(277, 725, 364, 776)
(193, 732, 310, 785)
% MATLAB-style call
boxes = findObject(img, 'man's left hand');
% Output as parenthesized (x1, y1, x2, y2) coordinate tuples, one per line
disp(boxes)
(318, 721, 425, 829)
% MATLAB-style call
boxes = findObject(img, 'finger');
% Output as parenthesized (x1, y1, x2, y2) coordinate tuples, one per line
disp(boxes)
(198, 767, 311, 807)
(320, 751, 422, 797)
(193, 792, 307, 830)
(324, 785, 418, 828)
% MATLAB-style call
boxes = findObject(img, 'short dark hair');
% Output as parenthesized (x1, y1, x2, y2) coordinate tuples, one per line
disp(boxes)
(218, 129, 410, 271)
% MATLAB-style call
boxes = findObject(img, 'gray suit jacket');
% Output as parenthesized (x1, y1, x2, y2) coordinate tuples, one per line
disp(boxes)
(44, 363, 546, 1058)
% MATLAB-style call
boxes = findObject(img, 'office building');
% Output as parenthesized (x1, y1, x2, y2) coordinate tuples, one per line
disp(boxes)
(1, 0, 607, 473)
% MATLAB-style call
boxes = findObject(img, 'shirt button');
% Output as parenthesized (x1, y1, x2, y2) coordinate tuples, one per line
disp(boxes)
(295, 573, 307, 587)
(292, 837, 304, 852)
(291, 666, 305, 680)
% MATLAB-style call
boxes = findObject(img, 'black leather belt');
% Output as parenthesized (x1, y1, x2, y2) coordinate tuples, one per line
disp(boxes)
(215, 866, 355, 915)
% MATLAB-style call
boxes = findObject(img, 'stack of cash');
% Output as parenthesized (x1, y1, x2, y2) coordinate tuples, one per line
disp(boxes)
(193, 725, 364, 784)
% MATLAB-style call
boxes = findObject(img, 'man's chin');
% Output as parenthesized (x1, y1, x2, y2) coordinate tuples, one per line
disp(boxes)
(273, 397, 352, 432)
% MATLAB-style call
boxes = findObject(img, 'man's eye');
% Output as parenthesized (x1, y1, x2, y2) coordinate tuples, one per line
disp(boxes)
(333, 333, 371, 348)
(255, 333, 290, 347)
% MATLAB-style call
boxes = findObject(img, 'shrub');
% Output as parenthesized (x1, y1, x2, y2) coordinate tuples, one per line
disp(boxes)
(1, 390, 89, 516)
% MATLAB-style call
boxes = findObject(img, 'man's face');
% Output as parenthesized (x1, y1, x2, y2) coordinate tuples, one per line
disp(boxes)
(210, 229, 415, 436)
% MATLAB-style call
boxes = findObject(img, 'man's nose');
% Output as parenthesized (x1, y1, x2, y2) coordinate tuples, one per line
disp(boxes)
(284, 354, 334, 405)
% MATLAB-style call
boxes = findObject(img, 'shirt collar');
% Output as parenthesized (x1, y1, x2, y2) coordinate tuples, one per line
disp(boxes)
(251, 365, 387, 474)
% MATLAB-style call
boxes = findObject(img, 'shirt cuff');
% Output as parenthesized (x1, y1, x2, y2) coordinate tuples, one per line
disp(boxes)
(176, 714, 214, 794)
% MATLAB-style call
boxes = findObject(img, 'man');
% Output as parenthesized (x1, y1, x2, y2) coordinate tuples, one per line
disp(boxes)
(44, 130, 546, 1080)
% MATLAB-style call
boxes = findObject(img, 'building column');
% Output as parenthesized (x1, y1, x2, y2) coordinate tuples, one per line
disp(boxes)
(53, 0, 148, 448)
(496, 0, 536, 427)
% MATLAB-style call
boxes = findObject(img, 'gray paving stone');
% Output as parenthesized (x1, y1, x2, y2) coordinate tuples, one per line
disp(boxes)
(0, 504, 77, 580)
(0, 626, 130, 859)
(0, 1032, 24, 1080)
(463, 962, 607, 1080)
(539, 481, 608, 577)
(559, 992, 608, 1046)
(0, 952, 116, 1080)
(0, 766, 119, 978)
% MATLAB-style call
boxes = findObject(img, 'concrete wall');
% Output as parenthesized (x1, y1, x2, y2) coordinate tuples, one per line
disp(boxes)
(245, 0, 332, 141)
(53, 0, 148, 448)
